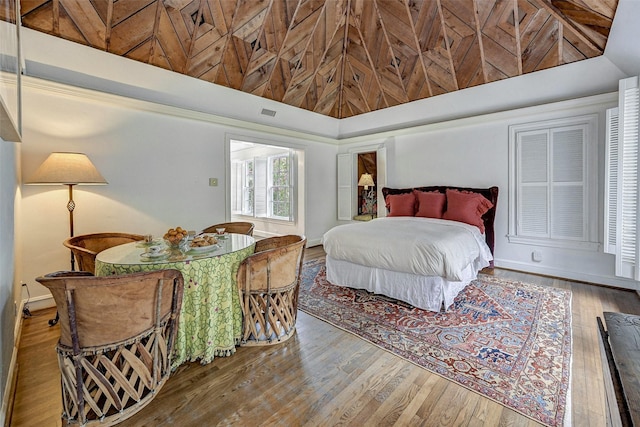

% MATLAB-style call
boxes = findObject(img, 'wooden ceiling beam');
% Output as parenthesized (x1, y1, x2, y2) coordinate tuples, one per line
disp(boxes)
(281, 3, 326, 106)
(436, 0, 458, 91)
(472, 0, 488, 84)
(182, 0, 206, 74)
(350, 6, 390, 113)
(104, 0, 114, 51)
(338, 0, 350, 119)
(284, 1, 347, 113)
(372, 0, 408, 102)
(513, 0, 522, 75)
(252, 0, 300, 98)
(536, 0, 604, 52)
(148, 0, 163, 66)
(238, 0, 275, 90)
(404, 0, 433, 98)
(52, 0, 59, 34)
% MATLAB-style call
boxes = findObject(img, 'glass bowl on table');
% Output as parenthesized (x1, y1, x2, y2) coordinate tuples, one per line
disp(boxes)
(163, 227, 190, 252)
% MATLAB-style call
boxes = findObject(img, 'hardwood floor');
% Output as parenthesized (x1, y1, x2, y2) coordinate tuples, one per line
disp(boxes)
(9, 245, 640, 426)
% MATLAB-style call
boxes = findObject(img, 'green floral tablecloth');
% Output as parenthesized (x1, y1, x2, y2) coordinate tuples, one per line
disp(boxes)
(96, 243, 254, 369)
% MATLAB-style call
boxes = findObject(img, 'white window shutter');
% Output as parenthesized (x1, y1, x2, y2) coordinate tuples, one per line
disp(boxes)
(604, 107, 619, 254)
(615, 76, 640, 280)
(230, 161, 242, 214)
(509, 114, 597, 250)
(551, 127, 586, 240)
(287, 151, 296, 221)
(254, 157, 268, 218)
(518, 131, 549, 237)
(337, 153, 352, 220)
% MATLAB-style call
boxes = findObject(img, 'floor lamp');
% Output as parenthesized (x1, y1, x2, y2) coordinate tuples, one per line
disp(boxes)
(26, 152, 107, 325)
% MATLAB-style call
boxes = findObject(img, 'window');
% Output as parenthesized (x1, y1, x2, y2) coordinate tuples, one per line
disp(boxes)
(605, 76, 640, 280)
(269, 154, 291, 219)
(231, 145, 295, 222)
(508, 114, 598, 249)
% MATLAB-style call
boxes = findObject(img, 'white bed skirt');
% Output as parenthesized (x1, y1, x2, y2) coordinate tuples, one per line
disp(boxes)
(325, 256, 482, 312)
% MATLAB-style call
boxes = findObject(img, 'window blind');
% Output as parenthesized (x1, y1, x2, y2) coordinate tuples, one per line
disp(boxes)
(604, 107, 619, 255)
(612, 76, 640, 280)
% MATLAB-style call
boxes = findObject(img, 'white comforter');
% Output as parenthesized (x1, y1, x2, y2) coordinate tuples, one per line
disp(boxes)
(322, 217, 493, 281)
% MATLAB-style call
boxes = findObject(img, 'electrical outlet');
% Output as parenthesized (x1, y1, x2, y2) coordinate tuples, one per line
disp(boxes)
(532, 250, 543, 262)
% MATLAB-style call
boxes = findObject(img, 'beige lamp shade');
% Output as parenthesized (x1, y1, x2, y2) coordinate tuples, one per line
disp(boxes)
(357, 173, 375, 189)
(26, 152, 107, 185)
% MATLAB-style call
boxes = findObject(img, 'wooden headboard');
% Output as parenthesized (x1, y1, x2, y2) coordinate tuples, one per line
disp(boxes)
(381, 185, 499, 260)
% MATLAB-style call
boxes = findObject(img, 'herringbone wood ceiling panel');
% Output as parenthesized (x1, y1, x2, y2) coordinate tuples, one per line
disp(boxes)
(8, 0, 619, 118)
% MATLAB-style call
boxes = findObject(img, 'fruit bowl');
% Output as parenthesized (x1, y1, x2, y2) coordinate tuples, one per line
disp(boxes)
(163, 227, 190, 250)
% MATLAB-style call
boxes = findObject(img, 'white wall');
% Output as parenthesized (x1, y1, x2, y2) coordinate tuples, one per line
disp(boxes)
(21, 28, 340, 140)
(340, 92, 639, 289)
(0, 139, 17, 424)
(19, 78, 338, 305)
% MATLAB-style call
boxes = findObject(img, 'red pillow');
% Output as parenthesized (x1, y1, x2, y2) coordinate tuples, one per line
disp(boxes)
(414, 190, 446, 219)
(385, 193, 416, 216)
(442, 189, 493, 232)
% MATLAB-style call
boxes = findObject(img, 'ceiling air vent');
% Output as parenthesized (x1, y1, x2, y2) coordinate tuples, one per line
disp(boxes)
(261, 108, 277, 117)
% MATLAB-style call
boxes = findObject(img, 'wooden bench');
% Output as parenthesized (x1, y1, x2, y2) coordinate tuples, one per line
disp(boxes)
(598, 312, 640, 426)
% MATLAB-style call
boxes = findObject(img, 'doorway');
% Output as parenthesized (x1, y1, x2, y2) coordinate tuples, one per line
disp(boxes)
(357, 152, 377, 216)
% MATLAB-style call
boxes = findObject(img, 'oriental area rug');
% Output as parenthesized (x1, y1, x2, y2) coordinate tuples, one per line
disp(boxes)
(298, 259, 572, 427)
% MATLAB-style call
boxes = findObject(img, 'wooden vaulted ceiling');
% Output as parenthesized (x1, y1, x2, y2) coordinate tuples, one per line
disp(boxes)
(14, 0, 619, 119)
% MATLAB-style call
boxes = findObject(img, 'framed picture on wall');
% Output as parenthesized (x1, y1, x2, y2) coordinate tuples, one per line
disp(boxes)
(0, 0, 21, 142)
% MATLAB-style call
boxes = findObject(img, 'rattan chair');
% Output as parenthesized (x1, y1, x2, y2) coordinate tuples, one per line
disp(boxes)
(202, 221, 254, 236)
(36, 269, 184, 427)
(236, 235, 306, 346)
(63, 232, 145, 274)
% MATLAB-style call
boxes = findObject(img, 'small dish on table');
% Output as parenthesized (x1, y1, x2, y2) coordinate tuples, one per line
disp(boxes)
(140, 250, 169, 261)
(188, 234, 219, 252)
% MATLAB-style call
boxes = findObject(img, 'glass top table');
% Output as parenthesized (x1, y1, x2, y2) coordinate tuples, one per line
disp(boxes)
(95, 233, 255, 369)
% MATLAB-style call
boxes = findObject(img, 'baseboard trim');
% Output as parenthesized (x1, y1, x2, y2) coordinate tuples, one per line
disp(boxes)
(1, 353, 18, 427)
(21, 294, 55, 313)
(2, 297, 25, 427)
(307, 237, 322, 247)
(495, 258, 640, 291)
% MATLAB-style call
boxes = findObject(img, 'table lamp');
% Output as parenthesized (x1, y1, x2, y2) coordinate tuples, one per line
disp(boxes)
(358, 173, 375, 215)
(26, 152, 108, 270)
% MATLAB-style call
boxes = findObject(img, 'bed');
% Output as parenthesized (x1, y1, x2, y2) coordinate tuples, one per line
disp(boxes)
(322, 185, 499, 312)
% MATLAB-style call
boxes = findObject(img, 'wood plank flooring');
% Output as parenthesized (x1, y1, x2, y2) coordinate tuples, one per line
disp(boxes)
(8, 245, 640, 426)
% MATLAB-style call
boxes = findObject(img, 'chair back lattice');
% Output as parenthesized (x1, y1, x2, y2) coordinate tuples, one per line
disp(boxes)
(237, 235, 306, 346)
(202, 221, 255, 236)
(63, 232, 145, 274)
(36, 269, 184, 426)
